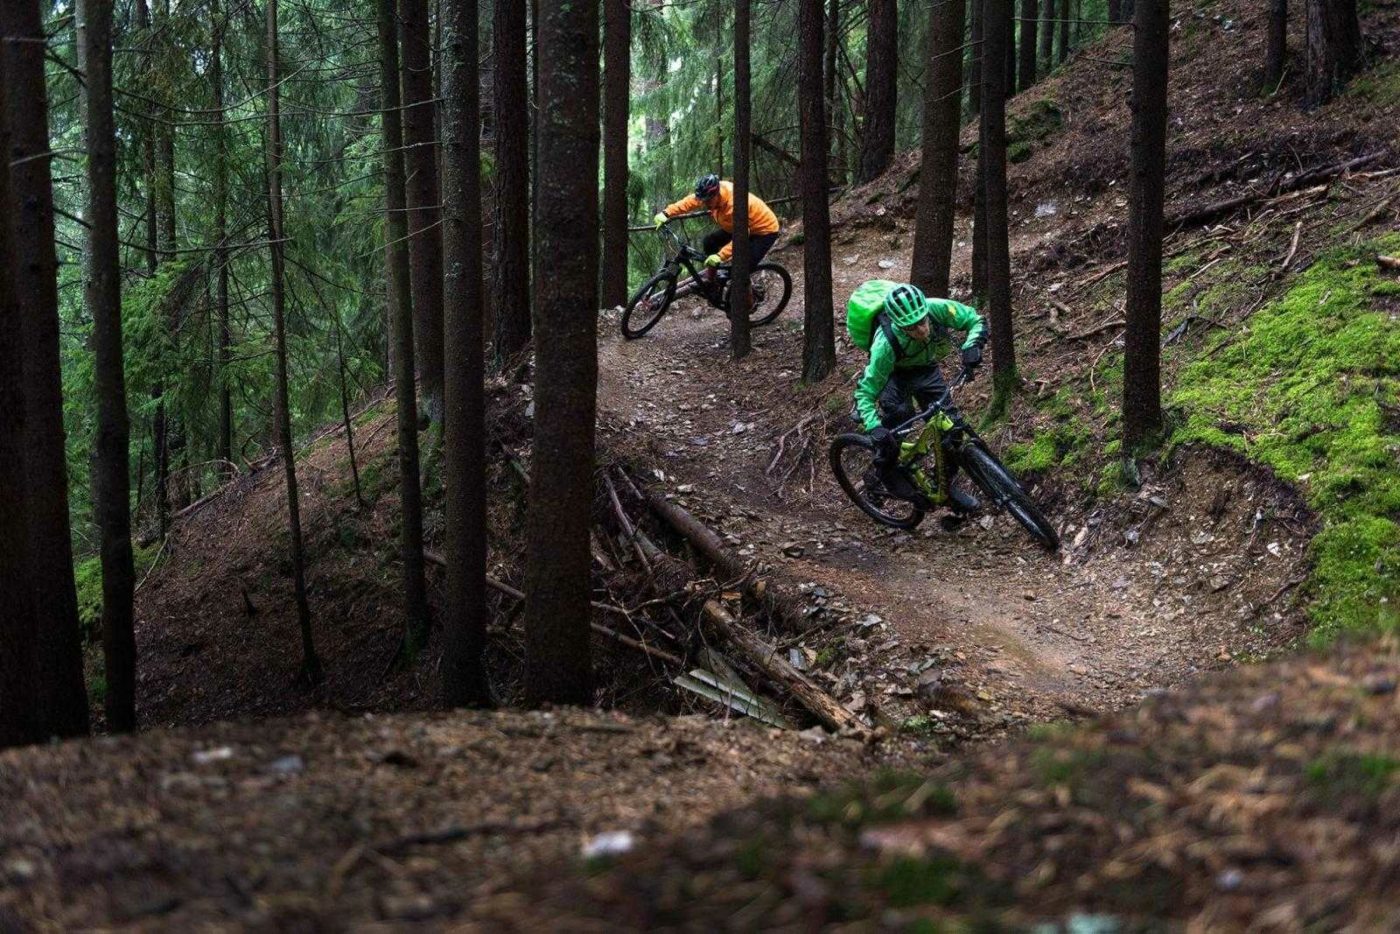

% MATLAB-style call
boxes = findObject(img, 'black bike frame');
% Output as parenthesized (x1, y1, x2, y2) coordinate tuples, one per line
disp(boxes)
(659, 224, 728, 309)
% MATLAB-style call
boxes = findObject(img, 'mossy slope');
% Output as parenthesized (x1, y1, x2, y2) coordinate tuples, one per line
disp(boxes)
(1171, 235, 1400, 637)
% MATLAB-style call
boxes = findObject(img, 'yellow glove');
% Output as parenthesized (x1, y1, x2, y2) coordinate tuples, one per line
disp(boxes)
(704, 253, 722, 268)
(653, 212, 668, 229)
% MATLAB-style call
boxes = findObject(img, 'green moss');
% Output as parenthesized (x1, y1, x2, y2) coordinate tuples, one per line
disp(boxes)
(1031, 746, 1108, 788)
(1305, 751, 1399, 802)
(808, 770, 956, 827)
(1170, 236, 1400, 638)
(1007, 141, 1032, 164)
(74, 542, 162, 640)
(873, 856, 965, 908)
(1008, 99, 1063, 146)
(1346, 57, 1400, 104)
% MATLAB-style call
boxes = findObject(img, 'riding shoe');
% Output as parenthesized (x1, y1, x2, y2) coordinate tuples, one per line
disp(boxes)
(948, 487, 980, 514)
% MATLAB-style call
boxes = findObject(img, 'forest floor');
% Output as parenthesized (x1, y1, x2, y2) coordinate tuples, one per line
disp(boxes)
(9, 0, 1400, 927)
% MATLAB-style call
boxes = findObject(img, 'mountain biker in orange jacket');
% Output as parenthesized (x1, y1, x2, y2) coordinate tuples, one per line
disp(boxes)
(653, 174, 782, 270)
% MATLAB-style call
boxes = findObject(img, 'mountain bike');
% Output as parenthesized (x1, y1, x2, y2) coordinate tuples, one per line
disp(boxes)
(828, 372, 1060, 550)
(620, 220, 792, 340)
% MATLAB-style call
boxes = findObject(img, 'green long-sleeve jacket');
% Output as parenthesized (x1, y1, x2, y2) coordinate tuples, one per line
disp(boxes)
(853, 298, 986, 431)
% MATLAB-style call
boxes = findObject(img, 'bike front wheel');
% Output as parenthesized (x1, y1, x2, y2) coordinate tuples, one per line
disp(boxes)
(747, 262, 792, 327)
(829, 433, 925, 530)
(621, 270, 677, 339)
(959, 443, 1059, 550)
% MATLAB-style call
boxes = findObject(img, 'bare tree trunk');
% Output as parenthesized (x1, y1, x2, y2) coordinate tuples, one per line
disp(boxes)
(0, 56, 41, 749)
(334, 314, 364, 510)
(1265, 0, 1287, 92)
(715, 55, 725, 176)
(400, 0, 445, 420)
(1005, 1, 1018, 98)
(267, 0, 321, 685)
(1058, 0, 1070, 63)
(441, 0, 492, 707)
(378, 0, 432, 655)
(600, 0, 632, 310)
(972, 140, 988, 297)
(77, 0, 136, 734)
(857, 0, 898, 183)
(1305, 0, 1363, 107)
(731, 0, 753, 359)
(825, 0, 846, 185)
(525, 0, 600, 707)
(799, 0, 837, 382)
(982, 0, 1016, 387)
(1123, 0, 1169, 449)
(910, 0, 965, 296)
(1109, 0, 1122, 22)
(1040, 0, 1055, 71)
(493, 0, 532, 366)
(1019, 0, 1038, 90)
(213, 0, 233, 481)
(1, 0, 91, 740)
(969, 0, 983, 117)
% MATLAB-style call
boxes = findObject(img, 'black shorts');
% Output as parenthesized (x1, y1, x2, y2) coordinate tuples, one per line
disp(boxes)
(701, 229, 779, 267)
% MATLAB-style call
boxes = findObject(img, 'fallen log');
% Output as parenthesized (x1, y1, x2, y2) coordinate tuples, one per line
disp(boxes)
(1166, 152, 1385, 230)
(695, 596, 863, 734)
(641, 487, 815, 635)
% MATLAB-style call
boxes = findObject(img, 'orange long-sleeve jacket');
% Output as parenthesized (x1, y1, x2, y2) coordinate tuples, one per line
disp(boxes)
(663, 181, 780, 261)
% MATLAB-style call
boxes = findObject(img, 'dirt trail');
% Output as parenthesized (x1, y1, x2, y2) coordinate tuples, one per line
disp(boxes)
(598, 257, 1307, 730)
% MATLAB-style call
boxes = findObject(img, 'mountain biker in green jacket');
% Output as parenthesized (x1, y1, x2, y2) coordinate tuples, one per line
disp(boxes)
(853, 282, 987, 513)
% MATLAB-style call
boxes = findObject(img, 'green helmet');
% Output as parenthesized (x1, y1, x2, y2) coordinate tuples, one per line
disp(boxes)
(883, 284, 928, 328)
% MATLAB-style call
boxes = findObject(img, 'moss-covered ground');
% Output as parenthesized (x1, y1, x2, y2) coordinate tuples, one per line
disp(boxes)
(1169, 235, 1400, 638)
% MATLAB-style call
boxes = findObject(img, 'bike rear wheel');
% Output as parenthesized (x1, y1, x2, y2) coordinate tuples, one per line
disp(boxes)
(747, 262, 792, 326)
(621, 271, 677, 339)
(959, 444, 1059, 550)
(829, 433, 925, 530)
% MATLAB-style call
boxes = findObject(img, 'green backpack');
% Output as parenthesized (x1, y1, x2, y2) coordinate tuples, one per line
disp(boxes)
(846, 279, 904, 357)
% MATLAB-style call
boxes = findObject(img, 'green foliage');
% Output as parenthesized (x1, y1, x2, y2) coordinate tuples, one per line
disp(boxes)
(1170, 237, 1400, 637)
(872, 856, 967, 908)
(74, 543, 162, 640)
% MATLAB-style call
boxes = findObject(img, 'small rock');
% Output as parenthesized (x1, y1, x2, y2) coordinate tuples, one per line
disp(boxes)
(1267, 542, 1282, 557)
(798, 726, 828, 744)
(1362, 674, 1397, 695)
(877, 259, 896, 269)
(1215, 869, 1244, 892)
(267, 754, 304, 776)
(782, 542, 805, 557)
(582, 831, 636, 858)
(1191, 530, 1214, 545)
(192, 746, 234, 765)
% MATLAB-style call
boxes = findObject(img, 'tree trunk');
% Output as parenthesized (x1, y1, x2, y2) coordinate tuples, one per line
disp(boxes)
(982, 0, 1016, 386)
(492, 0, 532, 366)
(267, 0, 321, 685)
(1265, 0, 1287, 92)
(1040, 0, 1055, 71)
(1019, 0, 1039, 90)
(440, 0, 491, 707)
(1305, 0, 1363, 107)
(77, 0, 136, 734)
(600, 0, 632, 310)
(1123, 0, 1169, 449)
(524, 0, 600, 707)
(972, 140, 988, 298)
(715, 55, 725, 176)
(0, 55, 41, 749)
(731, 0, 753, 359)
(1, 0, 91, 740)
(399, 0, 445, 419)
(825, 0, 846, 185)
(1005, 1, 1017, 98)
(1058, 0, 1070, 63)
(910, 0, 965, 296)
(378, 0, 432, 654)
(969, 0, 983, 118)
(213, 0, 233, 481)
(799, 0, 837, 382)
(1109, 0, 1122, 22)
(857, 0, 898, 183)
(134, 0, 158, 277)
